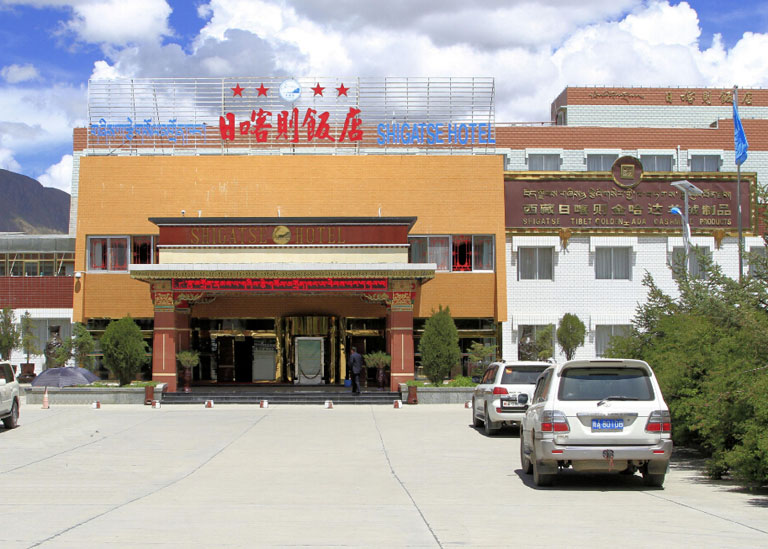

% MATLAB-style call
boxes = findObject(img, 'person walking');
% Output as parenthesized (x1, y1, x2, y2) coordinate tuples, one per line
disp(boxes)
(349, 347, 364, 394)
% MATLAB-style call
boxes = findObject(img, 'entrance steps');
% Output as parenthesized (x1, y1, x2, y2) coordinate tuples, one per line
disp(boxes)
(161, 385, 402, 405)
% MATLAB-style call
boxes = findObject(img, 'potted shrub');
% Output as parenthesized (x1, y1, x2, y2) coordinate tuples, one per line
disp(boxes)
(176, 349, 200, 393)
(363, 350, 391, 390)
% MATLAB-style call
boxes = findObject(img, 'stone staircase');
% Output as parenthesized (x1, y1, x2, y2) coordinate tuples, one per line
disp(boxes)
(161, 385, 402, 405)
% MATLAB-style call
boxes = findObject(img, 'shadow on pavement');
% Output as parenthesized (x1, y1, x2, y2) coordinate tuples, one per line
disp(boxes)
(467, 423, 521, 438)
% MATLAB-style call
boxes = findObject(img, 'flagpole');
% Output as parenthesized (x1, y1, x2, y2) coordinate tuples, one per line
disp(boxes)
(735, 86, 744, 283)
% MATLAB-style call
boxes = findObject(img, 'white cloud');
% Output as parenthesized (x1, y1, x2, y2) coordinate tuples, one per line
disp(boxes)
(0, 148, 22, 172)
(1, 63, 41, 83)
(4, 0, 172, 46)
(0, 84, 87, 157)
(65, 0, 172, 46)
(37, 154, 73, 192)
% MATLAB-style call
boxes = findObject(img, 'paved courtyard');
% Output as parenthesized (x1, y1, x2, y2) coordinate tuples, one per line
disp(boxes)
(1, 403, 767, 548)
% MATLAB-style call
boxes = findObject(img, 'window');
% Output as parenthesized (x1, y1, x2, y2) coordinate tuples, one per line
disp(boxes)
(672, 246, 711, 280)
(132, 236, 156, 264)
(501, 365, 548, 384)
(587, 154, 618, 171)
(595, 247, 631, 280)
(518, 324, 553, 360)
(472, 236, 494, 271)
(558, 367, 654, 401)
(749, 247, 767, 276)
(452, 235, 472, 271)
(690, 155, 720, 172)
(640, 154, 673, 171)
(481, 365, 498, 384)
(595, 325, 631, 357)
(409, 235, 494, 272)
(533, 370, 553, 403)
(518, 247, 553, 280)
(88, 237, 129, 271)
(528, 153, 560, 171)
(0, 255, 5, 276)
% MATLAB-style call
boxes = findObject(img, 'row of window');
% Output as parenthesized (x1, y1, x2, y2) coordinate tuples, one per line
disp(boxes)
(518, 246, 713, 281)
(0, 253, 75, 277)
(525, 153, 721, 172)
(518, 324, 630, 359)
(408, 235, 495, 272)
(88, 236, 158, 271)
(86, 235, 497, 272)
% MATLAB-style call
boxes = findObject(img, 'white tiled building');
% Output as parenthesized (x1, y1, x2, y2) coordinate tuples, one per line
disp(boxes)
(498, 87, 768, 362)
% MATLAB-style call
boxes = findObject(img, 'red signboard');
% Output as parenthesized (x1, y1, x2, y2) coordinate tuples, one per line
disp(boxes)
(505, 177, 753, 232)
(172, 278, 388, 292)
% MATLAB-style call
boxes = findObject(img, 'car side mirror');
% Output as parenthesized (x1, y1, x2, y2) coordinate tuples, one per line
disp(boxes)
(517, 393, 529, 405)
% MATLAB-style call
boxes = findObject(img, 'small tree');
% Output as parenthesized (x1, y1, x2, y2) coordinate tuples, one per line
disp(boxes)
(364, 350, 391, 371)
(0, 308, 20, 361)
(535, 324, 555, 361)
(101, 317, 149, 385)
(176, 349, 200, 370)
(20, 312, 40, 365)
(557, 313, 586, 360)
(418, 305, 461, 386)
(467, 341, 497, 376)
(70, 322, 96, 370)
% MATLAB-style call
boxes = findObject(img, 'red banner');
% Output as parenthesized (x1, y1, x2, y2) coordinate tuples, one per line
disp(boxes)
(172, 278, 388, 292)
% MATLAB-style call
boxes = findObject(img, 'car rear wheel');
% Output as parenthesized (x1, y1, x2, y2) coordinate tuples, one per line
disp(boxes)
(2, 400, 18, 429)
(472, 399, 482, 428)
(520, 435, 532, 474)
(532, 441, 554, 487)
(483, 405, 498, 436)
(642, 470, 665, 487)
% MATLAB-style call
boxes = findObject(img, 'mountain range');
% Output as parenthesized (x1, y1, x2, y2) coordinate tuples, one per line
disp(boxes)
(0, 169, 70, 234)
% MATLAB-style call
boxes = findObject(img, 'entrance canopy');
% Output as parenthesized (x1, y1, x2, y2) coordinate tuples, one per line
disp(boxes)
(129, 216, 435, 391)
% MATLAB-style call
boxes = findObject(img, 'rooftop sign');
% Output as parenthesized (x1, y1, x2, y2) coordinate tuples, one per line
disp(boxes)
(87, 77, 495, 154)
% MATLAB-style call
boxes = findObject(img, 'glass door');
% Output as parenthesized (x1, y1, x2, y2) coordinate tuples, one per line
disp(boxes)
(295, 337, 324, 385)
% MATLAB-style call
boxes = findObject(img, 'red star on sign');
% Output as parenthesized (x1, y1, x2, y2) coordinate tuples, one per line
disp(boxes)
(336, 83, 349, 97)
(256, 83, 268, 96)
(231, 84, 244, 97)
(311, 83, 325, 96)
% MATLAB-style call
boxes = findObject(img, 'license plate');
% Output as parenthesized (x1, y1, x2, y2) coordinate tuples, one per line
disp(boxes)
(501, 399, 516, 408)
(592, 419, 624, 431)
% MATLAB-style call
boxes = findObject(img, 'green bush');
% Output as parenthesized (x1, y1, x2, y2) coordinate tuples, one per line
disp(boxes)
(100, 317, 149, 386)
(557, 313, 585, 360)
(0, 308, 19, 361)
(447, 376, 476, 387)
(606, 264, 768, 488)
(418, 305, 461, 386)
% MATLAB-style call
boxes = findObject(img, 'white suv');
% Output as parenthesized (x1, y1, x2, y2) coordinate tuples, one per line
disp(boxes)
(0, 362, 21, 429)
(520, 359, 672, 487)
(472, 361, 551, 436)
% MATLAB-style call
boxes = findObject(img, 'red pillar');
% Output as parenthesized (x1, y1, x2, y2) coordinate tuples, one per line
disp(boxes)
(150, 292, 190, 392)
(388, 305, 414, 392)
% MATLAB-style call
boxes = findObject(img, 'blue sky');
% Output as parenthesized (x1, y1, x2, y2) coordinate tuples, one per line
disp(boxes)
(1, 0, 767, 192)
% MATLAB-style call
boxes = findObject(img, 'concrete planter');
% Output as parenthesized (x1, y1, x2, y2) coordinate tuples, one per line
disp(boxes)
(399, 384, 474, 404)
(24, 386, 147, 405)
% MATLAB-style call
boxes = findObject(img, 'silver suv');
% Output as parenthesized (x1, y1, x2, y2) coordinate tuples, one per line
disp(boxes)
(472, 361, 551, 436)
(520, 359, 672, 487)
(1, 362, 21, 429)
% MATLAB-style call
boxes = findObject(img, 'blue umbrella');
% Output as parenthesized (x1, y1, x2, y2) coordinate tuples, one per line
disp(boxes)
(30, 367, 100, 388)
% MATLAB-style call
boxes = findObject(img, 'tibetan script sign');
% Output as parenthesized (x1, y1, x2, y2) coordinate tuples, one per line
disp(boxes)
(505, 176, 754, 233)
(172, 278, 389, 292)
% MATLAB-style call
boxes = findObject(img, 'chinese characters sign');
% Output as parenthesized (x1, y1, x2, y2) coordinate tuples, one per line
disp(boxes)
(505, 177, 754, 233)
(219, 107, 362, 143)
(86, 77, 495, 154)
(172, 278, 388, 292)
